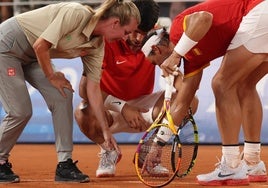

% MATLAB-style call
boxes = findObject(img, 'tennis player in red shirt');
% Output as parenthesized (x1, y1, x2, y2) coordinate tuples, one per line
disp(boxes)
(75, 0, 164, 178)
(74, 1, 199, 178)
(142, 0, 267, 186)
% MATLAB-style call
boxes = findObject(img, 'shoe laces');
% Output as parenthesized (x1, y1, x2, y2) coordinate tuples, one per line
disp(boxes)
(214, 156, 242, 174)
(214, 156, 228, 172)
(98, 150, 116, 168)
(62, 159, 81, 173)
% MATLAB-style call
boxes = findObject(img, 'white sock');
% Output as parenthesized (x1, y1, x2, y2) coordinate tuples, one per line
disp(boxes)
(244, 142, 261, 165)
(222, 145, 241, 168)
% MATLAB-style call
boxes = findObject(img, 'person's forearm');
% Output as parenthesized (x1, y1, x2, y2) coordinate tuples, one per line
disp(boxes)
(86, 79, 109, 131)
(33, 38, 54, 78)
(78, 76, 88, 99)
(172, 73, 202, 125)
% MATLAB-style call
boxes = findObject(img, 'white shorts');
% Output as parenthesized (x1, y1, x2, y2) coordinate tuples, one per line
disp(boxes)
(228, 1, 268, 53)
(109, 91, 164, 133)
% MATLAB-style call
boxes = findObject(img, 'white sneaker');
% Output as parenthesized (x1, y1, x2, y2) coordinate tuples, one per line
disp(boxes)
(196, 157, 249, 186)
(96, 149, 122, 178)
(133, 140, 170, 177)
(147, 164, 169, 177)
(247, 161, 267, 182)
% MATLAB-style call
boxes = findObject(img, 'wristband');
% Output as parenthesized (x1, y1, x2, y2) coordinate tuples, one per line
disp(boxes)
(104, 95, 126, 113)
(153, 119, 172, 143)
(174, 32, 198, 56)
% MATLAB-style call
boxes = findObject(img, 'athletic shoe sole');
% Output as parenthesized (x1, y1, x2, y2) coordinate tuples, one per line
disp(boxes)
(196, 178, 249, 186)
(55, 176, 90, 183)
(249, 175, 267, 182)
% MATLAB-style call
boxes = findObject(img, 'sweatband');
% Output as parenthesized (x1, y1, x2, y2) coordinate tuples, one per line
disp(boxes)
(142, 34, 161, 57)
(174, 32, 198, 56)
(104, 95, 126, 113)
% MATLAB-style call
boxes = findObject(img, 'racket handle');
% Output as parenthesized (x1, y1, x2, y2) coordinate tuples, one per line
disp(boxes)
(165, 75, 174, 99)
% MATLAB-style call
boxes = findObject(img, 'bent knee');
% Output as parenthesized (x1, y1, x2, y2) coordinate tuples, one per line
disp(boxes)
(211, 74, 227, 96)
(74, 107, 98, 138)
(9, 107, 32, 124)
(46, 88, 73, 108)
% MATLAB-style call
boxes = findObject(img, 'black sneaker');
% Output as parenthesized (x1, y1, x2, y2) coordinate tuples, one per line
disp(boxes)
(55, 159, 89, 183)
(0, 161, 20, 183)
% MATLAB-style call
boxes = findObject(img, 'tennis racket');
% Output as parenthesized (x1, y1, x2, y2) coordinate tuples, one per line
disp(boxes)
(134, 75, 182, 188)
(171, 107, 199, 178)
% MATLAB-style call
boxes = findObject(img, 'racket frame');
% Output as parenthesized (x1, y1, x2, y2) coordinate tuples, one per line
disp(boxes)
(134, 75, 182, 187)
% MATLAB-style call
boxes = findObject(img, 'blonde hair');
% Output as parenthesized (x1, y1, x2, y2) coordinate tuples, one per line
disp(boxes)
(89, 0, 141, 26)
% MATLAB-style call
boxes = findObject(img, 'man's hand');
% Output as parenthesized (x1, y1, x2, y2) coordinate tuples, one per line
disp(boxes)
(102, 126, 121, 154)
(161, 51, 181, 77)
(141, 142, 162, 174)
(48, 71, 74, 97)
(121, 104, 150, 131)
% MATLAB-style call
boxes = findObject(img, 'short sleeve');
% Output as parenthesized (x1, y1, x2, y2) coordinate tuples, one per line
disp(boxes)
(82, 42, 105, 83)
(40, 6, 87, 47)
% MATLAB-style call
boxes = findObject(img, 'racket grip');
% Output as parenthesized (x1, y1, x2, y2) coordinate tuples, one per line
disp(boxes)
(165, 75, 174, 99)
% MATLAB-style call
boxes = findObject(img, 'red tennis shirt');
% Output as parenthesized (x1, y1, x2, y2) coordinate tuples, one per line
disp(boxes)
(100, 39, 155, 101)
(170, 0, 263, 77)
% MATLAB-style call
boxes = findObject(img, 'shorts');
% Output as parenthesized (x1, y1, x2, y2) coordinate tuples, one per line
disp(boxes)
(228, 1, 268, 53)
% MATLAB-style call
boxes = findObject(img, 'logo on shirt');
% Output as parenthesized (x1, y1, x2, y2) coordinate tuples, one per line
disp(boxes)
(116, 60, 126, 65)
(7, 68, 16, 76)
(66, 35, 72, 41)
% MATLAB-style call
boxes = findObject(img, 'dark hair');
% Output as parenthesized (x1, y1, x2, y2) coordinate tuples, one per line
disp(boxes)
(133, 0, 159, 32)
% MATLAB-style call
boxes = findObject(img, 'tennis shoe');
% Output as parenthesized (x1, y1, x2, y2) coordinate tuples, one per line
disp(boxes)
(134, 138, 154, 168)
(134, 153, 170, 177)
(96, 149, 122, 178)
(196, 157, 249, 186)
(133, 140, 170, 177)
(247, 160, 267, 182)
(0, 161, 20, 183)
(55, 158, 89, 183)
(147, 164, 169, 177)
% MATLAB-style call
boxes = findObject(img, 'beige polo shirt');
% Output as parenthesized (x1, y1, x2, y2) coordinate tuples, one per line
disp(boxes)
(16, 2, 104, 82)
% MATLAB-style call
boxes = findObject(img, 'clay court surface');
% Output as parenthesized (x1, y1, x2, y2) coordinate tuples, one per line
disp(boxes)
(2, 144, 268, 188)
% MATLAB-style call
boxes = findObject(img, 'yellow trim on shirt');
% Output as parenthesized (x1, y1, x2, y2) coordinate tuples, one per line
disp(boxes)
(184, 63, 210, 78)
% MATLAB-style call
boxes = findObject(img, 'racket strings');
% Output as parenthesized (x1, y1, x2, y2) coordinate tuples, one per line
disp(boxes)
(135, 126, 180, 187)
(176, 117, 198, 178)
